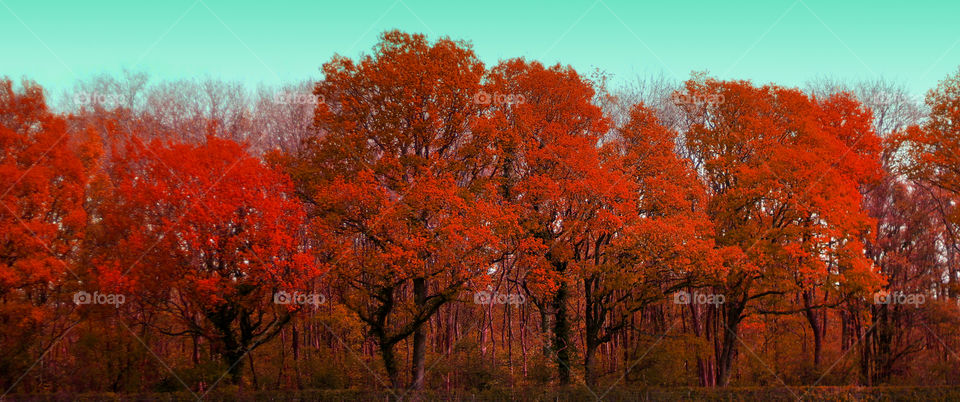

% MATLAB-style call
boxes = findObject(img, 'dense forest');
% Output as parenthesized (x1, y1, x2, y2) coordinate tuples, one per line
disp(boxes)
(2, 30, 960, 398)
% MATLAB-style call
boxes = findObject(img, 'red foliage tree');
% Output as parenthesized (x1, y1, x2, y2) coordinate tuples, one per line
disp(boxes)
(588, 103, 722, 386)
(0, 79, 96, 390)
(677, 77, 882, 384)
(482, 58, 618, 384)
(286, 31, 510, 389)
(94, 135, 317, 383)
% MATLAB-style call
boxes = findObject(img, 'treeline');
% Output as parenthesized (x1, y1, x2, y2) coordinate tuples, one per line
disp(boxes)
(2, 30, 960, 396)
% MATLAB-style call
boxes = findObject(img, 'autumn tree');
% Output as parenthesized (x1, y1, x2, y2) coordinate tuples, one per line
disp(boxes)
(285, 31, 509, 390)
(481, 58, 615, 385)
(805, 77, 925, 138)
(895, 67, 960, 219)
(578, 103, 720, 386)
(0, 78, 97, 391)
(801, 75, 934, 387)
(676, 77, 882, 384)
(881, 67, 960, 384)
(792, 92, 885, 369)
(858, 171, 953, 384)
(93, 135, 317, 384)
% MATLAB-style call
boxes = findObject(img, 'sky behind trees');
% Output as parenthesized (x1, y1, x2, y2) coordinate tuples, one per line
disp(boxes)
(1, 0, 958, 98)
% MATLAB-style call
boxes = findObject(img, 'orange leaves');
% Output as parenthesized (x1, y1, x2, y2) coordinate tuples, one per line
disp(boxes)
(895, 68, 960, 196)
(315, 31, 486, 176)
(98, 135, 315, 307)
(9, 31, 960, 390)
(599, 102, 722, 296)
(679, 76, 883, 308)
(302, 31, 513, 320)
(0, 79, 93, 381)
(0, 78, 88, 297)
(487, 60, 616, 250)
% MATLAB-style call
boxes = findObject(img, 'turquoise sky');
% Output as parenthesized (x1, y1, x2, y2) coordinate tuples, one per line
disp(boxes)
(1, 0, 958, 97)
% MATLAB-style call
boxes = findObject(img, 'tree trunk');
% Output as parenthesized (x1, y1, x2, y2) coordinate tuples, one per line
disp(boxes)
(803, 291, 823, 368)
(583, 276, 603, 387)
(248, 353, 259, 389)
(585, 338, 598, 387)
(716, 303, 743, 387)
(381, 341, 401, 389)
(411, 277, 427, 390)
(224, 348, 246, 385)
(553, 278, 572, 385)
